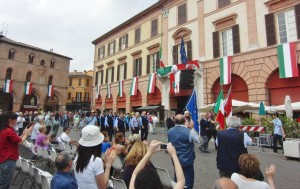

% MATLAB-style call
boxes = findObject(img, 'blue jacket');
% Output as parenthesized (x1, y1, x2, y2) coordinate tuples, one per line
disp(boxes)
(51, 171, 78, 189)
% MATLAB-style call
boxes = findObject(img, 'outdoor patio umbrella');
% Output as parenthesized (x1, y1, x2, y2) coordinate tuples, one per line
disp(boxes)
(259, 101, 266, 116)
(285, 95, 293, 118)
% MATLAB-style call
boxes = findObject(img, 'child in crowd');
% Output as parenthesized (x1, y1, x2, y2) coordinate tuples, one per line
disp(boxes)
(101, 131, 111, 154)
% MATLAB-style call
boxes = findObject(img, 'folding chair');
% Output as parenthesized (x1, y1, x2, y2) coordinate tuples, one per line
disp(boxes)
(112, 156, 124, 179)
(156, 166, 176, 189)
(28, 161, 36, 189)
(19, 158, 33, 189)
(41, 174, 52, 189)
(33, 167, 42, 189)
(11, 156, 24, 186)
(111, 177, 127, 189)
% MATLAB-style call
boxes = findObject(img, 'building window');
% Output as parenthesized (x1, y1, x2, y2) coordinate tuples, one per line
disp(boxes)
(218, 0, 231, 9)
(98, 46, 105, 60)
(117, 63, 127, 81)
(86, 79, 89, 86)
(76, 92, 82, 102)
(69, 79, 72, 86)
(68, 92, 71, 100)
(50, 59, 55, 68)
(151, 19, 158, 37)
(8, 49, 15, 60)
(95, 70, 104, 85)
(147, 52, 159, 74)
(172, 40, 192, 64)
(48, 76, 53, 85)
(26, 72, 32, 82)
(85, 92, 89, 101)
(107, 68, 114, 83)
(133, 58, 142, 77)
(119, 34, 128, 51)
(135, 28, 141, 44)
(221, 28, 233, 56)
(28, 54, 34, 64)
(108, 41, 116, 56)
(178, 4, 187, 25)
(277, 9, 297, 44)
(40, 60, 45, 66)
(6, 68, 12, 80)
(78, 79, 82, 86)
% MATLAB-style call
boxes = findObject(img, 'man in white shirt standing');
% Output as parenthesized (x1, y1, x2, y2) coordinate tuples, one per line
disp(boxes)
(16, 112, 26, 136)
(57, 127, 78, 150)
(30, 118, 44, 144)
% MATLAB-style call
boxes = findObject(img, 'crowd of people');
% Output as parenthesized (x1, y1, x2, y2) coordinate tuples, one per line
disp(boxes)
(0, 108, 282, 189)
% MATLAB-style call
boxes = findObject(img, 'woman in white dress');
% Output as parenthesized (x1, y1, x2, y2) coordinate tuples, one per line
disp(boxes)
(151, 114, 158, 134)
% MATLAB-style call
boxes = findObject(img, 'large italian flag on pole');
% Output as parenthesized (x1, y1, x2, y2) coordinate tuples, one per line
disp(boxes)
(107, 83, 111, 98)
(219, 56, 232, 85)
(159, 46, 165, 68)
(24, 82, 33, 95)
(277, 42, 298, 78)
(147, 73, 156, 94)
(4, 79, 13, 93)
(118, 80, 124, 97)
(130, 77, 138, 96)
(47, 85, 54, 97)
(216, 99, 225, 130)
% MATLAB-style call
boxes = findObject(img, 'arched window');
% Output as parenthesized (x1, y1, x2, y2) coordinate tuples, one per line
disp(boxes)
(48, 75, 53, 85)
(40, 60, 45, 66)
(26, 72, 32, 82)
(6, 68, 13, 79)
(28, 54, 34, 64)
(50, 59, 55, 68)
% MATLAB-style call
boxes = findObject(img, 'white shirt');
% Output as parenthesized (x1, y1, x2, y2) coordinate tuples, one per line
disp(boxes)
(17, 116, 25, 129)
(57, 132, 71, 144)
(30, 123, 40, 140)
(152, 116, 158, 124)
(74, 155, 104, 189)
(231, 173, 270, 189)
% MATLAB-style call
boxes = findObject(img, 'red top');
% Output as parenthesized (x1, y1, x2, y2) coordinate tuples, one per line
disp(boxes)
(0, 127, 22, 163)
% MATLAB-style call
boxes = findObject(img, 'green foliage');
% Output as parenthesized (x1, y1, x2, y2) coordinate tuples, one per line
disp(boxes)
(261, 117, 273, 134)
(278, 115, 300, 138)
(241, 117, 257, 125)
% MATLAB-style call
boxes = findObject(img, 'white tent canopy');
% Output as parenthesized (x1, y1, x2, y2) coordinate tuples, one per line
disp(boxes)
(272, 102, 300, 111)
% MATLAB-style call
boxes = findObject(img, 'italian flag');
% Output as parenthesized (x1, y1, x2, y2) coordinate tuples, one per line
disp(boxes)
(213, 88, 224, 114)
(130, 77, 138, 96)
(118, 80, 124, 97)
(216, 99, 225, 130)
(219, 56, 232, 85)
(4, 79, 13, 93)
(159, 46, 165, 68)
(47, 85, 54, 97)
(170, 71, 181, 94)
(24, 82, 33, 95)
(147, 73, 156, 94)
(277, 42, 298, 78)
(107, 83, 111, 98)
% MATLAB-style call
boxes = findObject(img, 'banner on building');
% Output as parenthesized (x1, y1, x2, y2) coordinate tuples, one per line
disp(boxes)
(147, 73, 156, 94)
(24, 82, 33, 95)
(277, 42, 298, 78)
(47, 85, 54, 97)
(219, 56, 232, 85)
(107, 83, 111, 98)
(4, 79, 13, 93)
(130, 77, 138, 96)
(96, 85, 100, 99)
(118, 80, 124, 97)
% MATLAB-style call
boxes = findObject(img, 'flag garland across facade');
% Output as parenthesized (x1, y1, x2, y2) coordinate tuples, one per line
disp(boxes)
(118, 80, 124, 97)
(130, 77, 138, 96)
(4, 79, 13, 93)
(47, 85, 54, 97)
(219, 56, 232, 85)
(170, 70, 181, 94)
(24, 82, 33, 95)
(107, 83, 111, 98)
(277, 42, 298, 78)
(147, 73, 156, 94)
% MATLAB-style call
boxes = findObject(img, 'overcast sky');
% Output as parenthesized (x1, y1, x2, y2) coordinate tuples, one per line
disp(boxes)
(0, 0, 158, 71)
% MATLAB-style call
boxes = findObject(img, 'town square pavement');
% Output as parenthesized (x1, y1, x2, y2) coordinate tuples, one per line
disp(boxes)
(15, 126, 300, 189)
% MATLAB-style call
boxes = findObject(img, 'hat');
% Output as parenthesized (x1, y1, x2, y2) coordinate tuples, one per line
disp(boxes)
(79, 125, 104, 147)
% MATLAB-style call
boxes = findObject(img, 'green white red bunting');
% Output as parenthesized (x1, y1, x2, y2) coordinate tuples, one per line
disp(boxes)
(219, 56, 232, 85)
(130, 77, 138, 96)
(47, 85, 54, 97)
(170, 69, 181, 94)
(24, 82, 33, 95)
(4, 79, 13, 93)
(96, 85, 100, 99)
(147, 73, 156, 94)
(159, 46, 165, 68)
(107, 83, 111, 98)
(118, 80, 124, 97)
(216, 99, 225, 130)
(277, 42, 298, 78)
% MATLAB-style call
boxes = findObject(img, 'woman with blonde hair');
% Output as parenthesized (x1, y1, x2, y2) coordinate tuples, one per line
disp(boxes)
(231, 154, 276, 189)
(35, 124, 50, 152)
(123, 141, 148, 188)
(112, 132, 128, 161)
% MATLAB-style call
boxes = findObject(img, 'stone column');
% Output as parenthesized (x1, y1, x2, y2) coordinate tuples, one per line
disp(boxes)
(159, 76, 170, 111)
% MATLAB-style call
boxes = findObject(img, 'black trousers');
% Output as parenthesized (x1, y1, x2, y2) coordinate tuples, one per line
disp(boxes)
(107, 127, 114, 142)
(273, 134, 283, 153)
(141, 127, 148, 141)
(131, 127, 140, 135)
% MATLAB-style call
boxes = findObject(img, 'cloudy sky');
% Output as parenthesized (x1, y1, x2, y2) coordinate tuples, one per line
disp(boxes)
(0, 0, 158, 71)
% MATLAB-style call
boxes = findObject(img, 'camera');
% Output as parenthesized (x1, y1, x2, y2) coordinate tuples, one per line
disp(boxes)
(160, 143, 167, 150)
